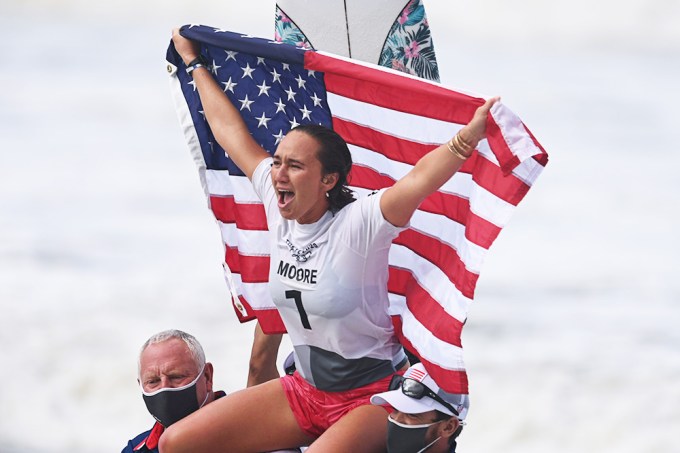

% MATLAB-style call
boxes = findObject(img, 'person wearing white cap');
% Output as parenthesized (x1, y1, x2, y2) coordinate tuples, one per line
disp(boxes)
(370, 363, 469, 453)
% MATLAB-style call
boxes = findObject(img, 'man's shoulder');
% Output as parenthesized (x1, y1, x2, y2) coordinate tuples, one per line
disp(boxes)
(122, 422, 163, 453)
(121, 428, 154, 453)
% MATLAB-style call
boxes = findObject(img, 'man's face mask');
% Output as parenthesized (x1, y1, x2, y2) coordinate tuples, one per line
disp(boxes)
(386, 416, 442, 453)
(141, 365, 208, 427)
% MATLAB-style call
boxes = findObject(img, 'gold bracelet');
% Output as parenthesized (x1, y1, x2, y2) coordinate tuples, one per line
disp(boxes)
(447, 137, 470, 160)
(455, 132, 474, 152)
(453, 136, 470, 155)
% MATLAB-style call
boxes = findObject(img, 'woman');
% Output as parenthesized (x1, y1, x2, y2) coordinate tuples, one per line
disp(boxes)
(161, 29, 497, 453)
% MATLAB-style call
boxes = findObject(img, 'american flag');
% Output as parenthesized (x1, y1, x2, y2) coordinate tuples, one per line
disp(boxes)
(166, 25, 548, 394)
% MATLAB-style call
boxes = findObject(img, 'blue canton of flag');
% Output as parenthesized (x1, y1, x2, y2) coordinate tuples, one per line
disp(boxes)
(168, 26, 332, 176)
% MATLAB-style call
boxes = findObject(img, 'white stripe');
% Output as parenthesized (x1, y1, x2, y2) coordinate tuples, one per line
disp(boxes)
(349, 144, 474, 197)
(206, 171, 262, 203)
(491, 102, 542, 163)
(327, 92, 462, 144)
(408, 209, 487, 274)
(469, 185, 516, 229)
(389, 244, 471, 323)
(218, 222, 270, 256)
(169, 67, 210, 205)
(400, 308, 466, 370)
(225, 272, 276, 310)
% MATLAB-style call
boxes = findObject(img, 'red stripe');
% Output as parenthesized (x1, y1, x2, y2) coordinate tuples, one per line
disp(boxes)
(394, 229, 479, 300)
(388, 268, 464, 348)
(306, 52, 483, 124)
(225, 247, 270, 283)
(333, 118, 438, 166)
(231, 295, 256, 323)
(255, 308, 287, 334)
(209, 195, 268, 230)
(472, 153, 531, 206)
(466, 212, 502, 250)
(392, 316, 468, 394)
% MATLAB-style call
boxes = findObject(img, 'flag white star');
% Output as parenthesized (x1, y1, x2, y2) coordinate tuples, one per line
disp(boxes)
(211, 60, 221, 75)
(307, 69, 317, 78)
(222, 77, 238, 93)
(241, 63, 255, 79)
(256, 112, 272, 129)
(274, 98, 286, 113)
(295, 75, 307, 89)
(257, 57, 266, 66)
(299, 104, 312, 120)
(270, 68, 281, 83)
(282, 63, 290, 71)
(239, 95, 254, 111)
(289, 117, 300, 129)
(188, 80, 197, 91)
(257, 80, 271, 97)
(310, 92, 323, 107)
(273, 129, 286, 145)
(225, 50, 238, 61)
(285, 86, 297, 101)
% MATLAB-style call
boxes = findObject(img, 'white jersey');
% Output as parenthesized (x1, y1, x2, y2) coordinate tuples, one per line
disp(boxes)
(253, 158, 407, 391)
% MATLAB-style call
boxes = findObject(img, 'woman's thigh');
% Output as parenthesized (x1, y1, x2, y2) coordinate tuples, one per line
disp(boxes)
(305, 404, 389, 453)
(159, 378, 314, 453)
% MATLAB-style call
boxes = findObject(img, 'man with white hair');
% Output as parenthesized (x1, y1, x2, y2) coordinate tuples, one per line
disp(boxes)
(371, 363, 469, 453)
(122, 329, 225, 453)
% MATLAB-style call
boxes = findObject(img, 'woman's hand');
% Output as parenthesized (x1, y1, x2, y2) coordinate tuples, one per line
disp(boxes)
(459, 96, 500, 147)
(172, 28, 200, 65)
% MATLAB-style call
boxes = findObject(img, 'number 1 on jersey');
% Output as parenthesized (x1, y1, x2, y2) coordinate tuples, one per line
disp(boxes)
(285, 290, 311, 330)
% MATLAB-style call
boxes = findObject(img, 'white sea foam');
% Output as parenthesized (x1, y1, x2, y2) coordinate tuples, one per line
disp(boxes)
(0, 1, 679, 452)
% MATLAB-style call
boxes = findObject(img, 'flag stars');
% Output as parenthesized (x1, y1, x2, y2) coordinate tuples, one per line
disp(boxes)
(257, 57, 266, 66)
(282, 63, 290, 71)
(239, 95, 254, 111)
(285, 86, 297, 101)
(211, 60, 221, 75)
(299, 104, 312, 120)
(274, 98, 287, 113)
(273, 129, 286, 145)
(225, 50, 238, 61)
(257, 80, 271, 97)
(307, 69, 317, 78)
(289, 117, 300, 129)
(256, 112, 272, 129)
(188, 80, 197, 91)
(270, 68, 281, 83)
(295, 75, 307, 89)
(310, 92, 323, 107)
(241, 63, 255, 79)
(222, 77, 238, 93)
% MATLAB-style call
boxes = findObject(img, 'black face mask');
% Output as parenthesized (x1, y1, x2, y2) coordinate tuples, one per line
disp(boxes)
(386, 416, 441, 453)
(141, 367, 208, 427)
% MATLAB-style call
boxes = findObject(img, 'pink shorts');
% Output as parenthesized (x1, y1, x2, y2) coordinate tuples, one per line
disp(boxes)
(280, 371, 393, 438)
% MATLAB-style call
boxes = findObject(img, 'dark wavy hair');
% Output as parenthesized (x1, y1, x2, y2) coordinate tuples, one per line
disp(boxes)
(292, 124, 356, 212)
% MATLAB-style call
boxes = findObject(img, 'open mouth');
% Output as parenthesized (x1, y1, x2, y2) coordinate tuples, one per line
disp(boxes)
(277, 190, 295, 208)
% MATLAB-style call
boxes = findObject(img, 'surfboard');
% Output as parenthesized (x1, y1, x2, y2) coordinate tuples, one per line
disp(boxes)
(275, 0, 440, 81)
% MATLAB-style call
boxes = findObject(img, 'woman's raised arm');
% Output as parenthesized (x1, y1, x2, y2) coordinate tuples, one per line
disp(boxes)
(380, 97, 499, 227)
(172, 28, 269, 179)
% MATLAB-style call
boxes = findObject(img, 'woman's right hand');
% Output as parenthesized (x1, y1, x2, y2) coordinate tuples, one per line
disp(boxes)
(172, 28, 200, 65)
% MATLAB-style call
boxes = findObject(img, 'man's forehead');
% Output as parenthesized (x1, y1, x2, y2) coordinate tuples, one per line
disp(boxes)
(140, 339, 196, 372)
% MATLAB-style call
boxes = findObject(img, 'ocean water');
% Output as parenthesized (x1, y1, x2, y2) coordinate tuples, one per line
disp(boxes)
(0, 1, 678, 452)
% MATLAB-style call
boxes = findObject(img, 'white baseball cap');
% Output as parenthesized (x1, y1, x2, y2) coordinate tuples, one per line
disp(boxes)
(371, 363, 469, 420)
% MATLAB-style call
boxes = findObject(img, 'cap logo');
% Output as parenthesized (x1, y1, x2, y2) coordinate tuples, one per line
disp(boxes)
(407, 368, 427, 382)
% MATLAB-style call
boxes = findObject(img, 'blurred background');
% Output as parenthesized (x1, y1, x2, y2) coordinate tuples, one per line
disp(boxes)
(0, 0, 678, 451)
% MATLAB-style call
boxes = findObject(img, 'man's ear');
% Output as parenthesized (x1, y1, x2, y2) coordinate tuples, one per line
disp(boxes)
(204, 362, 214, 392)
(439, 417, 461, 439)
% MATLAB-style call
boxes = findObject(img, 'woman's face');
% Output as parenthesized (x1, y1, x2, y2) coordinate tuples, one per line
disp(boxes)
(271, 130, 336, 224)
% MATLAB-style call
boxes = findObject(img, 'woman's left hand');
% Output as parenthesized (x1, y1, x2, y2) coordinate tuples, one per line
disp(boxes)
(459, 96, 500, 147)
